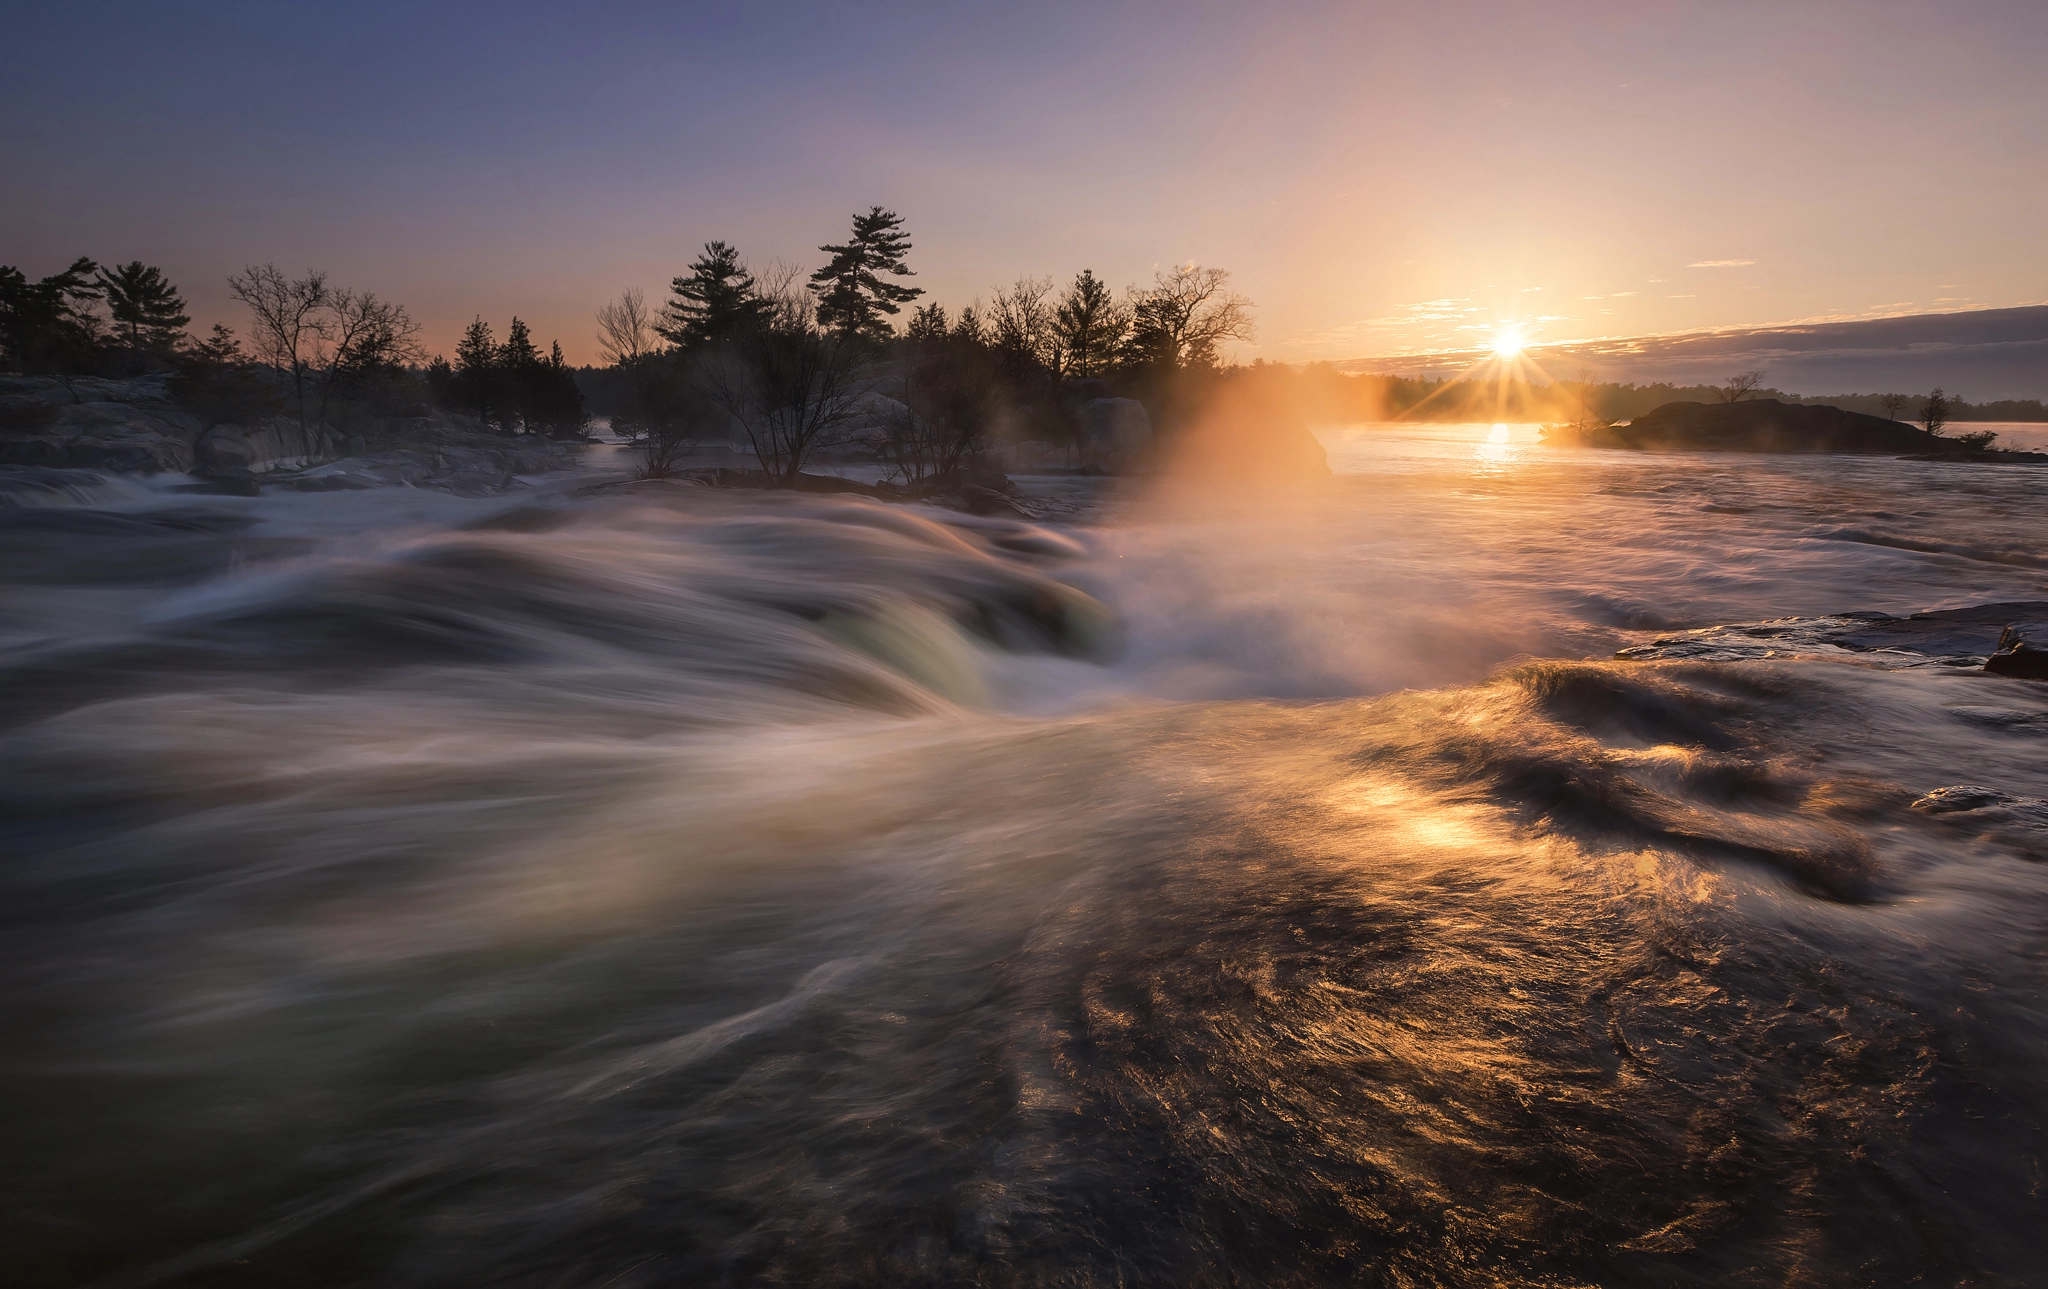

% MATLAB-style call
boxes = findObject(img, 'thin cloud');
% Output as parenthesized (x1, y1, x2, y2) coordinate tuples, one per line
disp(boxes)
(1688, 259, 1756, 268)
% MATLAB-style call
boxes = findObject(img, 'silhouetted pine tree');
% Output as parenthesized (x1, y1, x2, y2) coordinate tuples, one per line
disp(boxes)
(95, 262, 189, 369)
(168, 323, 281, 428)
(904, 302, 949, 347)
(425, 355, 460, 408)
(523, 340, 588, 439)
(658, 241, 767, 350)
(495, 318, 542, 431)
(809, 207, 924, 343)
(951, 304, 987, 348)
(454, 317, 499, 424)
(0, 257, 106, 374)
(1054, 269, 1127, 380)
(499, 317, 539, 370)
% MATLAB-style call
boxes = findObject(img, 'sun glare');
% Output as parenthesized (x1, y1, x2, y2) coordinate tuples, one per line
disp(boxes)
(1491, 327, 1525, 358)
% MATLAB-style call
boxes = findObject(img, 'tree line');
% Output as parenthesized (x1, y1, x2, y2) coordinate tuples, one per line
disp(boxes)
(1228, 362, 2048, 428)
(590, 205, 1256, 483)
(0, 257, 191, 378)
(2, 255, 586, 446)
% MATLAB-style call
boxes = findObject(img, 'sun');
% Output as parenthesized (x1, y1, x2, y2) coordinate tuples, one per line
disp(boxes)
(1491, 327, 1525, 358)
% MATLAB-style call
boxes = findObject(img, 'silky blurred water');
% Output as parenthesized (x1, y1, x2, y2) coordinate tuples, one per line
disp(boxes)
(3, 429, 2046, 1287)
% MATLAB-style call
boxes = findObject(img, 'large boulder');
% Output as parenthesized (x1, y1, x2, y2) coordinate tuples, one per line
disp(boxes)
(194, 417, 329, 474)
(1557, 400, 1952, 453)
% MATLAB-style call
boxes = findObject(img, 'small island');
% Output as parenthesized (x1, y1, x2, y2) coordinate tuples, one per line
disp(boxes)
(1545, 398, 2048, 460)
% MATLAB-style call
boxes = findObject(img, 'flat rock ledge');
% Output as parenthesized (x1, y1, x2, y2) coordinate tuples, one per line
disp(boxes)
(1616, 601, 2048, 680)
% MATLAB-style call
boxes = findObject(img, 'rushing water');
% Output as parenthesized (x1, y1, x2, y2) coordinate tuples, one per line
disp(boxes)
(3, 427, 2047, 1287)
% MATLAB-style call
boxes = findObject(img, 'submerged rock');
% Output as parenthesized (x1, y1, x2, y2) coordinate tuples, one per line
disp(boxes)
(1985, 620, 2048, 680)
(1911, 784, 2048, 859)
(0, 465, 124, 506)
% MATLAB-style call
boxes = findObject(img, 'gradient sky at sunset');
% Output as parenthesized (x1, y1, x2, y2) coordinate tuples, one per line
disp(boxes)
(6, 0, 2045, 366)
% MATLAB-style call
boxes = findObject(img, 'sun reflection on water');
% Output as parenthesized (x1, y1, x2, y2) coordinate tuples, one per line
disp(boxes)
(1473, 422, 1519, 471)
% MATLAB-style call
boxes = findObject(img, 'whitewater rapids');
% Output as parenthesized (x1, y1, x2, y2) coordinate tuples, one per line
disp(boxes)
(3, 425, 2046, 1286)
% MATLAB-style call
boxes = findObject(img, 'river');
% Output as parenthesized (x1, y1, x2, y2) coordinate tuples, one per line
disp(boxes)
(3, 425, 2045, 1286)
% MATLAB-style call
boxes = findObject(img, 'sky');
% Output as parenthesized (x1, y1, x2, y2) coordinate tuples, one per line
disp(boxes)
(6, 0, 2047, 370)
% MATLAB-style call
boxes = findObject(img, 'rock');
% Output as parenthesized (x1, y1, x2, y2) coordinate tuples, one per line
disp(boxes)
(1616, 601, 2048, 667)
(194, 418, 328, 474)
(0, 466, 122, 506)
(1985, 620, 2048, 680)
(1910, 784, 2048, 859)
(1897, 448, 2048, 465)
(705, 468, 880, 495)
(1553, 400, 1955, 453)
(0, 376, 202, 472)
(169, 473, 263, 497)
(953, 484, 1031, 517)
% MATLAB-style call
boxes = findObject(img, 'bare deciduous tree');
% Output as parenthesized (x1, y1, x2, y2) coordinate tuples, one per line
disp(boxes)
(1563, 367, 1609, 436)
(227, 264, 329, 431)
(872, 341, 999, 487)
(1879, 392, 1908, 422)
(316, 289, 420, 433)
(1921, 387, 1952, 437)
(596, 288, 659, 367)
(1719, 369, 1766, 402)
(696, 281, 869, 485)
(989, 275, 1062, 376)
(616, 358, 718, 478)
(1127, 264, 1254, 371)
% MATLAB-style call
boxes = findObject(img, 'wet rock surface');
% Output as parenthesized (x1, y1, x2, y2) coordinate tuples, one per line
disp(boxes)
(1985, 620, 2048, 679)
(0, 375, 202, 472)
(1911, 784, 2048, 858)
(268, 437, 581, 497)
(1617, 601, 2048, 672)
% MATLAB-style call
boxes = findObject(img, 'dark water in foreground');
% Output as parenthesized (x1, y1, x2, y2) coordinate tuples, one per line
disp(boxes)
(3, 429, 2047, 1286)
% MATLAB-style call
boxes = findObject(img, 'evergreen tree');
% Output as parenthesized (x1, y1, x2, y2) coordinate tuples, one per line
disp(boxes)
(951, 304, 987, 348)
(1054, 269, 1128, 380)
(168, 324, 279, 428)
(95, 261, 189, 366)
(454, 317, 499, 424)
(496, 317, 541, 431)
(905, 302, 949, 346)
(499, 316, 540, 370)
(0, 256, 105, 374)
(657, 241, 767, 350)
(424, 355, 460, 409)
(809, 207, 924, 343)
(523, 340, 588, 439)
